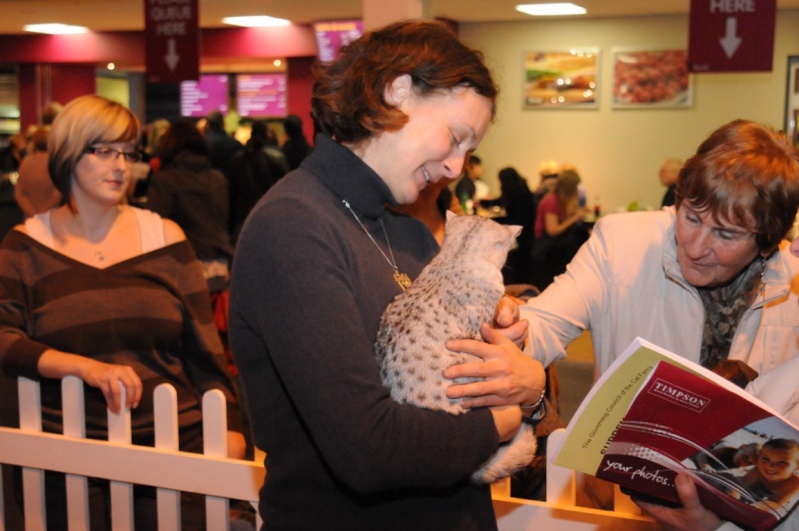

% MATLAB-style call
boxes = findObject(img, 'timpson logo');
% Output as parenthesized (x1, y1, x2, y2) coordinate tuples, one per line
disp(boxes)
(647, 378, 709, 412)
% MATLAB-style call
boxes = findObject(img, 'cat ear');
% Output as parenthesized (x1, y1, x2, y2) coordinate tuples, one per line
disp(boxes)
(446, 210, 458, 222)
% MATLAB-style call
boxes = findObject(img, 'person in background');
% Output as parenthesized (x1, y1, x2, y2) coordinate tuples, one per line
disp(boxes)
(481, 166, 538, 285)
(147, 120, 234, 294)
(517, 120, 799, 523)
(14, 126, 61, 218)
(0, 133, 26, 174)
(660, 157, 684, 207)
(204, 110, 243, 179)
(395, 175, 461, 245)
(531, 169, 591, 289)
(263, 124, 290, 175)
(228, 121, 288, 244)
(0, 95, 244, 530)
(40, 101, 63, 127)
(533, 159, 560, 201)
(280, 113, 313, 170)
(229, 20, 544, 530)
(454, 154, 483, 211)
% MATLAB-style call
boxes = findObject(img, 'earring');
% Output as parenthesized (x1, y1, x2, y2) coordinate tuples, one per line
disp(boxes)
(760, 255, 767, 298)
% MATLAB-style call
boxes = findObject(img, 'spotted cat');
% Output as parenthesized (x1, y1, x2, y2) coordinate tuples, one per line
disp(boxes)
(375, 212, 536, 484)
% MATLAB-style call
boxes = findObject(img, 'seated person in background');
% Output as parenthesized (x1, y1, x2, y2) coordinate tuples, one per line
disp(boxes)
(530, 169, 591, 289)
(533, 159, 560, 201)
(0, 95, 244, 530)
(660, 157, 684, 207)
(482, 166, 538, 285)
(14, 126, 61, 217)
(395, 175, 461, 245)
(517, 120, 799, 529)
(454, 154, 483, 211)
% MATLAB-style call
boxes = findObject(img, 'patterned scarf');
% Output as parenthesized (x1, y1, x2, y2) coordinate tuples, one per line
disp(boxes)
(697, 256, 763, 372)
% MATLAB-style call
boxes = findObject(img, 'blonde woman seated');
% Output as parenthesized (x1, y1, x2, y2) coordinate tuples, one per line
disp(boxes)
(0, 95, 244, 530)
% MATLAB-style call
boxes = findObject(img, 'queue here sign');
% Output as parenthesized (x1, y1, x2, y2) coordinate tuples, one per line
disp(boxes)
(144, 0, 200, 84)
(688, 0, 777, 72)
(688, 0, 777, 73)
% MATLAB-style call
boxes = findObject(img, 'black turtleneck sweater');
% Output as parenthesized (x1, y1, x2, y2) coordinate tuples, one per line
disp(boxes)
(229, 134, 499, 530)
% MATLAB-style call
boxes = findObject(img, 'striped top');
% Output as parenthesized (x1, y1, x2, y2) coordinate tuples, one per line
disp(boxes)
(0, 214, 240, 445)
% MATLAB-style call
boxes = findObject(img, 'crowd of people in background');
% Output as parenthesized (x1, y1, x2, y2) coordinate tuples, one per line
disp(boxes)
(0, 100, 687, 302)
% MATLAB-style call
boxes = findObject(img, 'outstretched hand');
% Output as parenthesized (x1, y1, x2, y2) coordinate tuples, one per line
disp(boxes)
(443, 323, 545, 409)
(634, 473, 722, 531)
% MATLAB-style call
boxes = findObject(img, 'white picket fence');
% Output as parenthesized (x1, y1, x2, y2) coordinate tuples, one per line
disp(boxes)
(0, 376, 656, 530)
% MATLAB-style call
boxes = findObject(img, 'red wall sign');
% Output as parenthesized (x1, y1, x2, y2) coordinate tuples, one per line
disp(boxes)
(144, 0, 200, 84)
(688, 0, 776, 73)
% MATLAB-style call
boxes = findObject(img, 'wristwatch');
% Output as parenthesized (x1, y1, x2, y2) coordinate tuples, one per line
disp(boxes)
(520, 390, 547, 427)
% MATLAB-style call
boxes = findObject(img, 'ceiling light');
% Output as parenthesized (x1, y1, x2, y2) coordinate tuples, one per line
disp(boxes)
(24, 23, 89, 34)
(222, 16, 291, 28)
(515, 3, 587, 16)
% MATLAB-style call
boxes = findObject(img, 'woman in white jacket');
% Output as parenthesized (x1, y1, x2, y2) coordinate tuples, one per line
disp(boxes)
(514, 120, 799, 529)
(642, 269, 799, 531)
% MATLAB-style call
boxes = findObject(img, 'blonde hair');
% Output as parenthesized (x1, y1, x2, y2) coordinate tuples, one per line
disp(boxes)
(48, 95, 141, 202)
(555, 169, 581, 212)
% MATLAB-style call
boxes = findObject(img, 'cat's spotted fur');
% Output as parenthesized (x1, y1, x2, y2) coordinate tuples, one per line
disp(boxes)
(375, 212, 536, 484)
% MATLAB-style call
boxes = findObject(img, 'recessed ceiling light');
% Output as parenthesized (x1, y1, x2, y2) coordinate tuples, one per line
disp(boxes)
(24, 23, 89, 34)
(222, 16, 291, 28)
(516, 3, 587, 16)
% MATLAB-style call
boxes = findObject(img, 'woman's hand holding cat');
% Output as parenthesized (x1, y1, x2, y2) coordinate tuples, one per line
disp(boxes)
(443, 323, 545, 409)
(492, 295, 529, 349)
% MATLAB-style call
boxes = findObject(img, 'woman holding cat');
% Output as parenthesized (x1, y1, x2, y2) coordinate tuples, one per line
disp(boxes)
(229, 20, 545, 531)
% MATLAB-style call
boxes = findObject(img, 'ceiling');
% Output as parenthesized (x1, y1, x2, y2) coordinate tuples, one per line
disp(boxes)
(1, 0, 798, 35)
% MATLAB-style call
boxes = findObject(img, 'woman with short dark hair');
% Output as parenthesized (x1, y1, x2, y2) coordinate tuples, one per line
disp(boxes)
(520, 119, 799, 529)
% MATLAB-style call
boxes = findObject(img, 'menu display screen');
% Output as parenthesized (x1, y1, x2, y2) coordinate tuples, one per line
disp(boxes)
(313, 20, 363, 63)
(236, 73, 288, 118)
(180, 75, 229, 117)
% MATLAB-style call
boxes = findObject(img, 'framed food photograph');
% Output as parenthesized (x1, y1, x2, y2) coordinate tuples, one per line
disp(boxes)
(612, 49, 692, 108)
(523, 49, 600, 109)
(784, 56, 799, 147)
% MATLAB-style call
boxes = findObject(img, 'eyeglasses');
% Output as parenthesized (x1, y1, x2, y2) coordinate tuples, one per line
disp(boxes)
(84, 146, 142, 164)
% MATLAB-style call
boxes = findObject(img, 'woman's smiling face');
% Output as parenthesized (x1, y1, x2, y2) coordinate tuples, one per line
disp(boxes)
(355, 76, 493, 206)
(674, 203, 760, 288)
(71, 142, 137, 207)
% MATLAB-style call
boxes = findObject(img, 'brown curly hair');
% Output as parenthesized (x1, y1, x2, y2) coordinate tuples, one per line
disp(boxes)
(311, 19, 499, 145)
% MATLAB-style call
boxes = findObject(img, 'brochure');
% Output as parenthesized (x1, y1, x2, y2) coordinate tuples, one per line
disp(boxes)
(552, 337, 799, 531)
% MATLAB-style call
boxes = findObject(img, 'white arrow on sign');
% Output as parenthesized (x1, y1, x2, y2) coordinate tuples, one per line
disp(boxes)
(719, 16, 742, 58)
(165, 38, 180, 71)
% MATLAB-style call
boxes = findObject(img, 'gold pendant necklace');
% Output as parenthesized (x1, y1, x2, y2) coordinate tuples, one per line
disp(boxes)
(342, 199, 412, 292)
